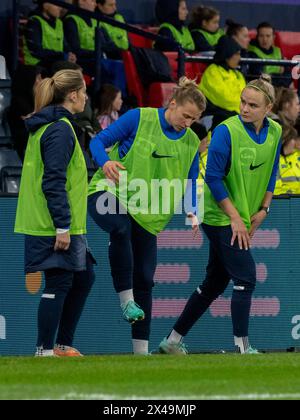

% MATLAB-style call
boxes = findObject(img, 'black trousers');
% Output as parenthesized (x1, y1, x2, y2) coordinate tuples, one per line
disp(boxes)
(174, 223, 256, 338)
(88, 191, 157, 340)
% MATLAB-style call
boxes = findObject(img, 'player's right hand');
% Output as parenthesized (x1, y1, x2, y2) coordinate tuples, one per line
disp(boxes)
(230, 216, 251, 250)
(102, 160, 126, 184)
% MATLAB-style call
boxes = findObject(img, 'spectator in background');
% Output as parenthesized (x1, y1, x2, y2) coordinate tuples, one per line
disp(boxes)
(154, 0, 195, 52)
(189, 5, 224, 53)
(95, 84, 122, 129)
(7, 64, 44, 161)
(96, 0, 129, 59)
(274, 126, 300, 195)
(199, 35, 246, 129)
(271, 87, 300, 130)
(23, 0, 76, 70)
(64, 0, 98, 77)
(226, 19, 251, 77)
(95, 0, 128, 96)
(248, 22, 291, 87)
(14, 69, 95, 357)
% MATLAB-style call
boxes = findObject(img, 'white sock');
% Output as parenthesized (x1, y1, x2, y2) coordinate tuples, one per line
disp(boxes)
(35, 347, 54, 357)
(167, 329, 182, 344)
(119, 289, 134, 306)
(234, 336, 249, 354)
(132, 339, 149, 355)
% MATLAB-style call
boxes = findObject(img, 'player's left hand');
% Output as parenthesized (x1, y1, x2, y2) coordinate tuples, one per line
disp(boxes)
(249, 210, 267, 239)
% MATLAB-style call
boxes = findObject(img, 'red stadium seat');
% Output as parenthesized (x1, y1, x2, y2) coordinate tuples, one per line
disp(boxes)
(128, 32, 153, 49)
(122, 50, 178, 108)
(276, 31, 300, 59)
(148, 82, 177, 107)
(163, 51, 179, 80)
(186, 61, 207, 84)
(163, 52, 206, 83)
(248, 29, 257, 41)
(122, 50, 147, 106)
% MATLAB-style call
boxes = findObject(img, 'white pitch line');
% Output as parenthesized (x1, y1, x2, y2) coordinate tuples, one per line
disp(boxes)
(56, 392, 300, 400)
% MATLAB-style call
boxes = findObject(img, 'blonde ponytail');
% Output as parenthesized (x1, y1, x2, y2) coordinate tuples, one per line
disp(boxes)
(34, 78, 56, 112)
(34, 69, 84, 112)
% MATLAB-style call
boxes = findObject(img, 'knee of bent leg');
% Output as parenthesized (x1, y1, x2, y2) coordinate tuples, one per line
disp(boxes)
(233, 269, 256, 293)
(233, 281, 255, 293)
(198, 283, 228, 302)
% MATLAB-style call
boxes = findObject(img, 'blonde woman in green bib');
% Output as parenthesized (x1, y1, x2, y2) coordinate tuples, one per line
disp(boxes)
(15, 70, 95, 357)
(88, 77, 206, 355)
(159, 76, 282, 355)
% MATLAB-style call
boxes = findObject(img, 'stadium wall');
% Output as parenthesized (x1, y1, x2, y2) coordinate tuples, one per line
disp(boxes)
(1, 196, 300, 355)
(3, 1, 300, 30)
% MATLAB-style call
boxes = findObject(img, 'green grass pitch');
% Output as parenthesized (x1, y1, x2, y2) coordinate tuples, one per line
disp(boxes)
(1, 353, 300, 400)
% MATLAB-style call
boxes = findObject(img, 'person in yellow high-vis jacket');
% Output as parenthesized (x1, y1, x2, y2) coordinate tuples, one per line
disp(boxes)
(15, 70, 95, 357)
(274, 126, 300, 195)
(199, 35, 246, 129)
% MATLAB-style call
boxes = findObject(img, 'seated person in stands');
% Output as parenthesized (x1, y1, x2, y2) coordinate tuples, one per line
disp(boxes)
(271, 86, 300, 130)
(96, 0, 129, 59)
(94, 84, 122, 129)
(189, 5, 224, 53)
(95, 0, 128, 96)
(8, 64, 44, 161)
(226, 19, 251, 77)
(23, 0, 76, 70)
(64, 0, 98, 77)
(248, 22, 291, 87)
(274, 126, 300, 195)
(154, 0, 195, 52)
(199, 35, 246, 128)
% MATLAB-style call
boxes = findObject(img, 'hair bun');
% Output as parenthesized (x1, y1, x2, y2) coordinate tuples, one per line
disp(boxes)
(178, 76, 198, 89)
(260, 74, 272, 84)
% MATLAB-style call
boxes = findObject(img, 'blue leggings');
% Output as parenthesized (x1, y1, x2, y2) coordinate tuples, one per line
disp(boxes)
(88, 191, 157, 340)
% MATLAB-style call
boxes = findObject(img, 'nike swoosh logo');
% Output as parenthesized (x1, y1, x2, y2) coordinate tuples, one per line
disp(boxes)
(152, 151, 174, 159)
(250, 162, 265, 170)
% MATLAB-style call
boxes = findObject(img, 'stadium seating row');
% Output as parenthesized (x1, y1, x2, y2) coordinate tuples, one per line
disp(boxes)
(125, 27, 300, 108)
(136, 27, 300, 60)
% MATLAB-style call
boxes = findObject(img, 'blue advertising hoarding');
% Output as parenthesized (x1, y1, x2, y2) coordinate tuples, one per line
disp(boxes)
(0, 196, 300, 355)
